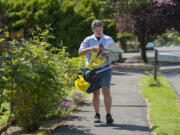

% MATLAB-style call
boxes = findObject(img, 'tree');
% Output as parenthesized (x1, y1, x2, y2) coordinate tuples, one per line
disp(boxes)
(117, 0, 180, 62)
(100, 0, 150, 19)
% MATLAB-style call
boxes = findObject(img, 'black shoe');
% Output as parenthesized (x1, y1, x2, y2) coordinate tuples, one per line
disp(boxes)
(94, 113, 100, 123)
(106, 114, 114, 124)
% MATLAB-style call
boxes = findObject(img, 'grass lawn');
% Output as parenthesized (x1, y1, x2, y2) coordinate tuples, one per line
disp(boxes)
(140, 76, 180, 135)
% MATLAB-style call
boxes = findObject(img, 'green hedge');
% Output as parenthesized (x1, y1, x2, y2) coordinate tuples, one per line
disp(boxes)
(0, 27, 85, 131)
(103, 19, 117, 41)
(0, 0, 117, 56)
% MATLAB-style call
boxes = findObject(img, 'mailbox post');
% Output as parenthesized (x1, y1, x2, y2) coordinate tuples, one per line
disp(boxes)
(153, 49, 158, 83)
(153, 49, 176, 83)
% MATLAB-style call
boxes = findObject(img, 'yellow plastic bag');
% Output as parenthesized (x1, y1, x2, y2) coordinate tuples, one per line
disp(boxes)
(75, 76, 90, 92)
(88, 46, 106, 70)
(75, 45, 106, 91)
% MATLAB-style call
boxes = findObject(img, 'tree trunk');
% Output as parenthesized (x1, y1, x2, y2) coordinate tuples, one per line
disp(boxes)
(140, 43, 147, 63)
(138, 35, 148, 63)
(134, 36, 138, 50)
(119, 38, 127, 51)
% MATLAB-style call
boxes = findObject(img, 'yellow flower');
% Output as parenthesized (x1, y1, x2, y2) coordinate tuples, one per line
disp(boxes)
(64, 74, 68, 78)
(64, 80, 68, 85)
(75, 76, 90, 92)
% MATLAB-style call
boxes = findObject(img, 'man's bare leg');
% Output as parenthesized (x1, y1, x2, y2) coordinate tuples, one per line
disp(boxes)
(92, 89, 100, 123)
(92, 89, 100, 113)
(102, 86, 111, 114)
(102, 86, 113, 124)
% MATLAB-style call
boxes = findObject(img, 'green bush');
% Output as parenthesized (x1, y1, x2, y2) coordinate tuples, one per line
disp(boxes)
(0, 0, 117, 56)
(117, 32, 135, 51)
(103, 19, 117, 41)
(0, 39, 64, 131)
(0, 27, 86, 131)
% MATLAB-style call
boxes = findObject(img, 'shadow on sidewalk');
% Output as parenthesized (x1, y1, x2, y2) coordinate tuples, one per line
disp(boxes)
(78, 102, 92, 107)
(112, 64, 152, 75)
(95, 123, 150, 132)
(49, 125, 96, 135)
(159, 62, 180, 66)
(112, 72, 127, 76)
(159, 67, 180, 76)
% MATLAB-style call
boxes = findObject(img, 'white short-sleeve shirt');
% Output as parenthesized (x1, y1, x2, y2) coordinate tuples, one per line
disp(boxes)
(79, 34, 114, 73)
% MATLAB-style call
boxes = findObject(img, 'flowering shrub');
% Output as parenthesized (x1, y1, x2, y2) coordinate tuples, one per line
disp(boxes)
(60, 99, 75, 116)
(59, 88, 87, 116)
(0, 27, 86, 131)
(71, 92, 84, 105)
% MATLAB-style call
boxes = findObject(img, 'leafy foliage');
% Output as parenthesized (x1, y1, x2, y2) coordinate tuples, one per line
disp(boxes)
(0, 0, 117, 56)
(103, 19, 117, 41)
(0, 27, 85, 131)
(117, 0, 180, 62)
(100, 0, 150, 19)
(153, 30, 180, 47)
(117, 33, 135, 51)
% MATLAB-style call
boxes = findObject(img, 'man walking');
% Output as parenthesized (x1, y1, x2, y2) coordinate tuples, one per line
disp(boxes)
(78, 20, 115, 124)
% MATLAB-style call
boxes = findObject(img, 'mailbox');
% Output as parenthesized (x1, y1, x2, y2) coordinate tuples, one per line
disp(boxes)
(157, 53, 176, 62)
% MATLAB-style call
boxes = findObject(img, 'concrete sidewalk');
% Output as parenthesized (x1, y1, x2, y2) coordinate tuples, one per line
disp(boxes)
(49, 66, 150, 135)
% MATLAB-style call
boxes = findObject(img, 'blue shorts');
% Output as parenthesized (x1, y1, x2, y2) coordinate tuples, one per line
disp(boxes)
(86, 69, 112, 93)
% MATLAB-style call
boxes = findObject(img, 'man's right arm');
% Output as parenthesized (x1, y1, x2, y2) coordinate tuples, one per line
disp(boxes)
(78, 47, 97, 56)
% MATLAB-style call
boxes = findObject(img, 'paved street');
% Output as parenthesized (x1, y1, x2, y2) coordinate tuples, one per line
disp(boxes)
(156, 47, 180, 58)
(124, 46, 180, 63)
(48, 66, 150, 135)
